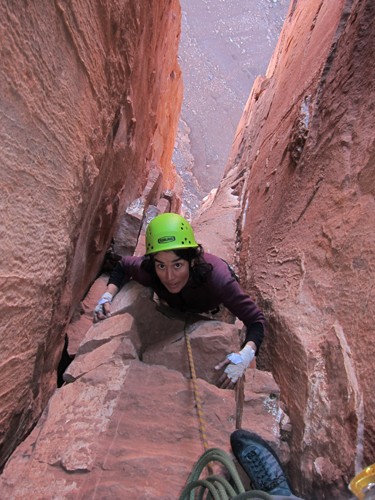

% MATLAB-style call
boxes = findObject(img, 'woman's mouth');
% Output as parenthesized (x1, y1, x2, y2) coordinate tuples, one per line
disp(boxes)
(166, 283, 180, 291)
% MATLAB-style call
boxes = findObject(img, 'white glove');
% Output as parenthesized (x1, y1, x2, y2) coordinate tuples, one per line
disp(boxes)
(94, 291, 113, 315)
(224, 345, 255, 383)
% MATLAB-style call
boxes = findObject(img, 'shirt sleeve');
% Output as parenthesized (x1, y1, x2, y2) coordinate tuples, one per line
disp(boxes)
(243, 321, 264, 352)
(107, 256, 153, 288)
(108, 261, 128, 288)
(207, 257, 265, 352)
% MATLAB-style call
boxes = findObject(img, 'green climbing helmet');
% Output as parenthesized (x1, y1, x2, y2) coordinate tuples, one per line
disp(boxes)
(145, 213, 198, 255)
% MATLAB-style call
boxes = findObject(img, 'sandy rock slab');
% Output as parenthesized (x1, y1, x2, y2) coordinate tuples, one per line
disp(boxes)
(143, 319, 241, 385)
(0, 359, 237, 499)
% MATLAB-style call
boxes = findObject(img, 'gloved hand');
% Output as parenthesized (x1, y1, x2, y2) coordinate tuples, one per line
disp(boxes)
(224, 344, 255, 383)
(93, 291, 113, 322)
(215, 344, 255, 389)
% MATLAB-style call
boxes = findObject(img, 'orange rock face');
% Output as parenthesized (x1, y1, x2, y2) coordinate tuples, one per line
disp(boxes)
(0, 0, 182, 469)
(216, 0, 375, 497)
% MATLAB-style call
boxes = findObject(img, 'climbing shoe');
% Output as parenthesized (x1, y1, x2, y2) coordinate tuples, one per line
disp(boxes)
(230, 429, 294, 497)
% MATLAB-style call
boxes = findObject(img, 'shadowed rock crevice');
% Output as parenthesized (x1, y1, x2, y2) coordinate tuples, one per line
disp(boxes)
(57, 335, 74, 387)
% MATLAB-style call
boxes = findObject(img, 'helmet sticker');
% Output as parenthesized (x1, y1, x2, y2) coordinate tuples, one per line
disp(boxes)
(158, 236, 176, 244)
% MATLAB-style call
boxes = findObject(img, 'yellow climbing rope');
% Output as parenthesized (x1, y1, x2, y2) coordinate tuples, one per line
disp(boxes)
(184, 323, 210, 452)
(182, 322, 273, 499)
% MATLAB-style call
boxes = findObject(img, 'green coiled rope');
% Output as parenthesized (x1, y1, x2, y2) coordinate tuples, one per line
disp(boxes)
(178, 447, 273, 500)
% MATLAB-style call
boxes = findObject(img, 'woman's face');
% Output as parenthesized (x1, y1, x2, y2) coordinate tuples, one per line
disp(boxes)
(153, 250, 190, 294)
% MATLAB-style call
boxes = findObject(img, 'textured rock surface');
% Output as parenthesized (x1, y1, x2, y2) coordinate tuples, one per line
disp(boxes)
(0, 0, 182, 469)
(143, 320, 240, 385)
(2, 0, 374, 497)
(205, 0, 375, 497)
(0, 278, 287, 499)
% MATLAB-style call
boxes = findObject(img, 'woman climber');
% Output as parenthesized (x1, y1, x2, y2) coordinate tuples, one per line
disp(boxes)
(94, 212, 265, 389)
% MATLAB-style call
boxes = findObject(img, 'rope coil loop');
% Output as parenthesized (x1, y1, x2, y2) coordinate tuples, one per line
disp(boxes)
(178, 447, 273, 500)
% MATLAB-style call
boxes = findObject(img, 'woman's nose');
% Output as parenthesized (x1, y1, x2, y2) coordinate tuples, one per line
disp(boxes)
(166, 267, 174, 280)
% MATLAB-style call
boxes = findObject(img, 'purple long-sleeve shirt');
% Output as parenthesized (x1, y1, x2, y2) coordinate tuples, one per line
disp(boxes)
(108, 252, 265, 351)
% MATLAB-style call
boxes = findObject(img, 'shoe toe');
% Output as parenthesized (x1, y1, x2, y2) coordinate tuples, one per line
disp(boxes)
(230, 430, 293, 496)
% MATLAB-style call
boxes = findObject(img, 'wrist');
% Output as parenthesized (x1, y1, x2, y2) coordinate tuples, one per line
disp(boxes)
(245, 341, 257, 353)
(239, 344, 255, 367)
(107, 284, 119, 297)
(100, 291, 113, 304)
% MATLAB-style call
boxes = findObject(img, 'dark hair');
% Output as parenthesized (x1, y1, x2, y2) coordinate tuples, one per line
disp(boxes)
(140, 244, 213, 287)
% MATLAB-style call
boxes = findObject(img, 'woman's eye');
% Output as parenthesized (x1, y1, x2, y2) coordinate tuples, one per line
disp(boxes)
(175, 263, 182, 269)
(157, 264, 165, 270)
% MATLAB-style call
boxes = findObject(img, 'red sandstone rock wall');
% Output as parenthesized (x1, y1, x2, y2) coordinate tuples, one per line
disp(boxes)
(0, 282, 287, 498)
(0, 0, 182, 469)
(216, 0, 375, 497)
